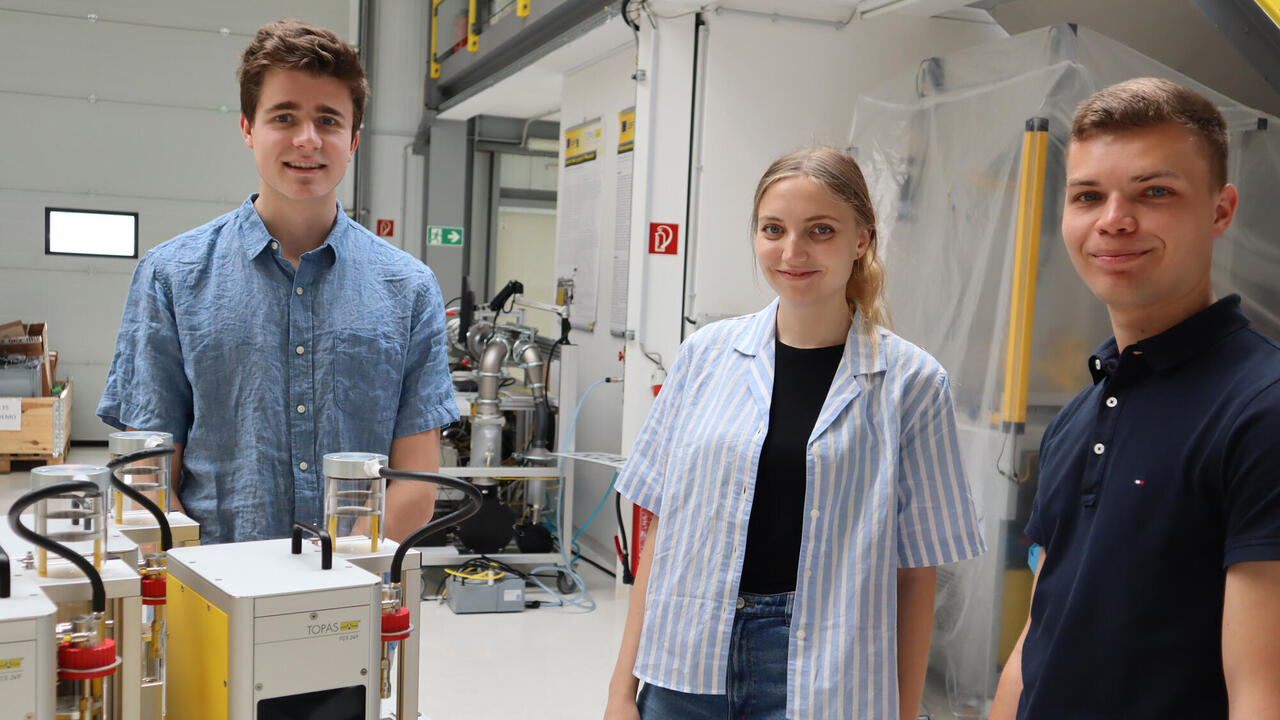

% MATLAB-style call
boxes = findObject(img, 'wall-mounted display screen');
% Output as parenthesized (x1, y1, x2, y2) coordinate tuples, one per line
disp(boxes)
(45, 207, 138, 258)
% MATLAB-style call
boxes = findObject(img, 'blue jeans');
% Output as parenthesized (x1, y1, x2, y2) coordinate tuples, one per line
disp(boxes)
(637, 591, 793, 719)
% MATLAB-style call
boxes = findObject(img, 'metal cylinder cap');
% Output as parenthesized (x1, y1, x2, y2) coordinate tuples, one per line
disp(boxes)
(108, 431, 173, 455)
(323, 452, 388, 479)
(30, 464, 112, 494)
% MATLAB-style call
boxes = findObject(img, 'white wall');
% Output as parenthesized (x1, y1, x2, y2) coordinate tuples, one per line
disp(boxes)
(0, 1, 352, 441)
(361, 0, 429, 258)
(494, 208, 558, 339)
(688, 11, 1007, 321)
(554, 46, 638, 562)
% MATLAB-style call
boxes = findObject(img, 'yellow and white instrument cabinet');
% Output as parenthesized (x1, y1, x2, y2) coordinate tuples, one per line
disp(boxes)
(0, 571, 57, 720)
(165, 540, 382, 720)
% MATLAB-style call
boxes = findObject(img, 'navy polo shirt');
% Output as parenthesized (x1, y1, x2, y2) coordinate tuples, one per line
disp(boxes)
(1018, 295, 1280, 720)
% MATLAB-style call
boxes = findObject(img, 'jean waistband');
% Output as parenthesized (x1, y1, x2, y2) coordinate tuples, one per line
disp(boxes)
(735, 591, 793, 617)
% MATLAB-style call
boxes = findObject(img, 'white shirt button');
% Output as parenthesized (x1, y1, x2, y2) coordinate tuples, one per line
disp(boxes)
(796, 630, 806, 640)
(299, 461, 309, 471)
(1094, 358, 1102, 370)
(296, 404, 306, 414)
(804, 569, 812, 579)
(810, 509, 820, 518)
(295, 287, 304, 295)
(1105, 397, 1118, 408)
(1093, 443, 1105, 455)
(295, 345, 305, 355)
(270, 241, 279, 250)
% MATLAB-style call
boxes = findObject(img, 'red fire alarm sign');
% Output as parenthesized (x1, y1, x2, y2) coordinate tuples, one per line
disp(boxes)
(376, 219, 395, 237)
(648, 223, 678, 255)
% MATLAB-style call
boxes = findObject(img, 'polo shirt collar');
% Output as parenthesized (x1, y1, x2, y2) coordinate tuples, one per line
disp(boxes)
(237, 193, 347, 262)
(1087, 294, 1248, 383)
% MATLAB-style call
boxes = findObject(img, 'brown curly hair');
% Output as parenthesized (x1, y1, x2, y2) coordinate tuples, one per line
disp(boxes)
(237, 19, 368, 136)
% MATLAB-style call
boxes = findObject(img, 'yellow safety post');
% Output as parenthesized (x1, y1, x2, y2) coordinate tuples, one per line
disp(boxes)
(518, 0, 531, 17)
(1257, 0, 1280, 27)
(468, 0, 479, 52)
(430, 0, 442, 78)
(1000, 117, 1049, 433)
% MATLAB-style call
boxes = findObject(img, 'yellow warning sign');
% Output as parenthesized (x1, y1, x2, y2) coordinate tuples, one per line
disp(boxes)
(564, 118, 602, 167)
(618, 107, 636, 154)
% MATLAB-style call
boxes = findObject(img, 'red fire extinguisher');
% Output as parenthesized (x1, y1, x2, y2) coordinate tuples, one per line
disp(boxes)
(631, 505, 654, 579)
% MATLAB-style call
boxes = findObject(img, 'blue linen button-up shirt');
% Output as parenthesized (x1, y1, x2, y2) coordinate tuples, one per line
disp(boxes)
(616, 299, 985, 719)
(98, 195, 458, 544)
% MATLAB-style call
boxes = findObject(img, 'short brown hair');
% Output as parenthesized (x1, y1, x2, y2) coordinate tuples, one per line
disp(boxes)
(238, 19, 368, 136)
(1070, 77, 1228, 187)
(751, 146, 890, 334)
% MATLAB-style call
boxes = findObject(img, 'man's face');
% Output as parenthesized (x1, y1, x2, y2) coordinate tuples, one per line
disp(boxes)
(1062, 122, 1236, 316)
(240, 68, 358, 205)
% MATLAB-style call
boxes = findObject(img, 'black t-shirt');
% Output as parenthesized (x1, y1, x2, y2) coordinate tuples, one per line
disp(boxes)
(739, 338, 844, 594)
(1019, 295, 1280, 719)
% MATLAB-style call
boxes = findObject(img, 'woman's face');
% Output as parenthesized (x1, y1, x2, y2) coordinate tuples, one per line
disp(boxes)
(755, 175, 869, 316)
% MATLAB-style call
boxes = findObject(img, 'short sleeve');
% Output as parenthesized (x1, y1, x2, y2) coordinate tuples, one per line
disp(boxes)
(897, 370, 987, 568)
(97, 255, 194, 444)
(614, 339, 695, 516)
(1222, 379, 1280, 567)
(394, 267, 460, 438)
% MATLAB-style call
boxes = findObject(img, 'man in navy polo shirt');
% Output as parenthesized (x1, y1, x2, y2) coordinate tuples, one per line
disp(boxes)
(990, 78, 1280, 719)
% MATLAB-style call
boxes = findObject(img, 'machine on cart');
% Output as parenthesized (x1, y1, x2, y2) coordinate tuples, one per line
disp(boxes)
(422, 278, 594, 602)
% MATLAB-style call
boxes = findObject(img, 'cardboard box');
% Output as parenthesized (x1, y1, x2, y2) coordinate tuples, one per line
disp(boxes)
(0, 321, 52, 395)
(0, 379, 72, 458)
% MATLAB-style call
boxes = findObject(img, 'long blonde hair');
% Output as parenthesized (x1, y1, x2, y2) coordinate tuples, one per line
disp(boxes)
(751, 146, 891, 335)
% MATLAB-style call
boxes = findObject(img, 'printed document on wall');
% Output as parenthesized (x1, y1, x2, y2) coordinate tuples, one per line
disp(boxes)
(611, 107, 636, 337)
(556, 118, 604, 330)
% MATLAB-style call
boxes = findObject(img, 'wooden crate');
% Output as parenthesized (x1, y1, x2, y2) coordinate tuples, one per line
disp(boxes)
(0, 380, 72, 472)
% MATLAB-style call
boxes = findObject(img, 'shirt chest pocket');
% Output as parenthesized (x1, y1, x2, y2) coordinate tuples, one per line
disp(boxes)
(334, 332, 405, 421)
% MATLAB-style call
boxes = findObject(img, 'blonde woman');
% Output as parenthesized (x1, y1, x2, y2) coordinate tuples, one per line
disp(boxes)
(605, 147, 985, 720)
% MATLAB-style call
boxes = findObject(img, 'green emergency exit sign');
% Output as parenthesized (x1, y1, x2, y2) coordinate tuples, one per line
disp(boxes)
(427, 226, 464, 246)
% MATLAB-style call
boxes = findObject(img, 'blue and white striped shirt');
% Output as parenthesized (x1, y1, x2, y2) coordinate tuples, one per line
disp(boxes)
(616, 299, 985, 719)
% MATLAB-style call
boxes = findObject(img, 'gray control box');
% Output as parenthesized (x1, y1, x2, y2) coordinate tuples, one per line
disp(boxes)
(445, 575, 525, 614)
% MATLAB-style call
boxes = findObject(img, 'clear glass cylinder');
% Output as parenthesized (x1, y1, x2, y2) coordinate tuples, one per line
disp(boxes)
(29, 464, 111, 576)
(139, 553, 167, 691)
(323, 452, 387, 554)
(107, 431, 173, 524)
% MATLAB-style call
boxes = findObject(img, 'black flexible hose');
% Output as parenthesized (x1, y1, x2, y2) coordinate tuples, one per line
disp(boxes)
(488, 279, 524, 312)
(0, 542, 9, 599)
(105, 446, 176, 551)
(8, 481, 108, 612)
(379, 469, 484, 583)
(614, 492, 633, 584)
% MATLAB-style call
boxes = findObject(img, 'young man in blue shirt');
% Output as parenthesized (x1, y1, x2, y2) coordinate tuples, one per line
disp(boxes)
(99, 19, 458, 544)
(990, 78, 1280, 718)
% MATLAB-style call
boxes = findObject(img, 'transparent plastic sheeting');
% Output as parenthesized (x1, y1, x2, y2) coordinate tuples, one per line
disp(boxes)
(846, 24, 1279, 718)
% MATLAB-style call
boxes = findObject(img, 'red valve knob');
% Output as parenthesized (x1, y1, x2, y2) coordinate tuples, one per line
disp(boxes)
(58, 638, 118, 680)
(141, 576, 166, 606)
(381, 607, 412, 642)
